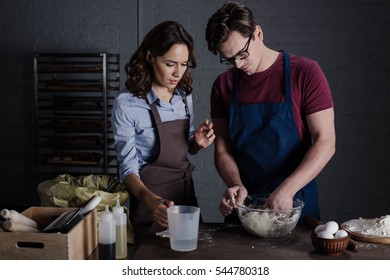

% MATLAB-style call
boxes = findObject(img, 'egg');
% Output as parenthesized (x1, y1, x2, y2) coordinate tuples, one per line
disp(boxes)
(317, 230, 334, 239)
(314, 224, 326, 234)
(335, 229, 348, 239)
(325, 221, 339, 234)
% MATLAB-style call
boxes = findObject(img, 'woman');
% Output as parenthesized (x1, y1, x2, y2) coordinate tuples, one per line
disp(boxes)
(112, 21, 215, 240)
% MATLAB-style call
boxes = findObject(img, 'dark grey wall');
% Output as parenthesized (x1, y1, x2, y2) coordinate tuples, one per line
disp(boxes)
(0, 0, 389, 223)
(0, 0, 136, 209)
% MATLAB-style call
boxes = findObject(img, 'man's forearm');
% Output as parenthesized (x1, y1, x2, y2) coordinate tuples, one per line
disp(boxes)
(215, 151, 244, 189)
(278, 136, 336, 196)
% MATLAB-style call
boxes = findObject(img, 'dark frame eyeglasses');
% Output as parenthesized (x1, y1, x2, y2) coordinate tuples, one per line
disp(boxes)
(219, 35, 252, 65)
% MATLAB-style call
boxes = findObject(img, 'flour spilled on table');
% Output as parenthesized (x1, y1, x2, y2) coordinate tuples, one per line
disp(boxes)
(343, 215, 390, 237)
(198, 227, 218, 247)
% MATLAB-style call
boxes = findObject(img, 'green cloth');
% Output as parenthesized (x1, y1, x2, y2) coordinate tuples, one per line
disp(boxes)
(37, 174, 134, 244)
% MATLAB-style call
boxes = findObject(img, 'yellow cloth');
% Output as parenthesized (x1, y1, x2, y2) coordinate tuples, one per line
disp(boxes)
(37, 174, 134, 244)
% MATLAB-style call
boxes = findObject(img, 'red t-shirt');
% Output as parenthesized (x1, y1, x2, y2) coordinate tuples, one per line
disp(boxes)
(210, 51, 334, 138)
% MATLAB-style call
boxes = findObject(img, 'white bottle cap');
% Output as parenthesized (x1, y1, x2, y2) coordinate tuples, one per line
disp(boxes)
(113, 198, 124, 215)
(101, 205, 114, 222)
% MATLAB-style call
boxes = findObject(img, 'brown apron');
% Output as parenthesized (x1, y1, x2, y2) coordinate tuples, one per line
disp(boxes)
(130, 97, 197, 226)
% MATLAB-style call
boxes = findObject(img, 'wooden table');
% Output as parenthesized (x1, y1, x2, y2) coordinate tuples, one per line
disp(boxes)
(133, 223, 390, 260)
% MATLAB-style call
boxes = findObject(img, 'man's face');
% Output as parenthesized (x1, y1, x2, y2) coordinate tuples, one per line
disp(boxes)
(218, 27, 264, 75)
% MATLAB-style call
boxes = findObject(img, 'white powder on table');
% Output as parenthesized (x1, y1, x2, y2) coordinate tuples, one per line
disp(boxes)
(343, 215, 390, 237)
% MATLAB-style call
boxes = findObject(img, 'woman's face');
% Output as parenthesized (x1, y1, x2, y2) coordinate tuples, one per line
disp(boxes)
(151, 43, 190, 92)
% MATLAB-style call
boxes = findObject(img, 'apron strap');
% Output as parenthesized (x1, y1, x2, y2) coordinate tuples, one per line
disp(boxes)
(145, 94, 190, 125)
(182, 95, 190, 118)
(283, 51, 292, 104)
(230, 52, 291, 133)
(144, 97, 162, 125)
(229, 69, 239, 133)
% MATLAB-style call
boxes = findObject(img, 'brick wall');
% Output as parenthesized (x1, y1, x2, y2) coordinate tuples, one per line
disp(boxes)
(139, 0, 390, 222)
(0, 0, 389, 223)
(0, 0, 123, 209)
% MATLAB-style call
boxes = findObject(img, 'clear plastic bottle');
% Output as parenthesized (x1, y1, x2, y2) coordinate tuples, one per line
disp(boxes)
(98, 205, 116, 260)
(113, 198, 127, 259)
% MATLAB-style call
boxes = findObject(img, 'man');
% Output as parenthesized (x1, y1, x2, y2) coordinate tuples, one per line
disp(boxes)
(205, 2, 335, 221)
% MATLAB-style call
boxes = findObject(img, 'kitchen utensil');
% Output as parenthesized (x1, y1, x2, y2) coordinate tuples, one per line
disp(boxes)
(3, 220, 40, 232)
(43, 195, 101, 233)
(105, 179, 119, 193)
(236, 194, 304, 238)
(1, 209, 38, 228)
(167, 205, 200, 252)
(303, 216, 358, 250)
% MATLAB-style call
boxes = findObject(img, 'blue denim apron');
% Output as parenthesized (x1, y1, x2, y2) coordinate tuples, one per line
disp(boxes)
(228, 51, 320, 221)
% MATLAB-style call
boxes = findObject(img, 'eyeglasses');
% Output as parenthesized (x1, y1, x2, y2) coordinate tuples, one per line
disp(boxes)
(219, 35, 252, 65)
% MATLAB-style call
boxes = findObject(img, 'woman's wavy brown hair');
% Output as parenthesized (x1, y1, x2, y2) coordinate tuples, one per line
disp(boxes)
(125, 21, 196, 97)
(205, 2, 256, 55)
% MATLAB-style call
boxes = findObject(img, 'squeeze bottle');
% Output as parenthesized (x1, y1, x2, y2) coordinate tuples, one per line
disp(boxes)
(98, 205, 116, 260)
(113, 199, 127, 259)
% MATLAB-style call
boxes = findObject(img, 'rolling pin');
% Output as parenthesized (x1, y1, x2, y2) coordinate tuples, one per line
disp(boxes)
(303, 216, 358, 251)
(1, 209, 38, 228)
(3, 220, 40, 232)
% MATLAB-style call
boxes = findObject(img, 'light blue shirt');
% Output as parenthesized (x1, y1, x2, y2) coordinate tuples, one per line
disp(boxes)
(112, 87, 195, 182)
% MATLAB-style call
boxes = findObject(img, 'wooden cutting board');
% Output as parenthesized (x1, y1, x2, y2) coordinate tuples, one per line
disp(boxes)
(341, 219, 390, 245)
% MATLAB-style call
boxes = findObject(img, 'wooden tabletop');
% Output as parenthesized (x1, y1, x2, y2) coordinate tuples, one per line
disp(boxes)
(133, 223, 390, 260)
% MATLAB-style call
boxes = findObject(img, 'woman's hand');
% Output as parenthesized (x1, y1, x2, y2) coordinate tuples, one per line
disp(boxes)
(153, 199, 174, 228)
(194, 119, 215, 149)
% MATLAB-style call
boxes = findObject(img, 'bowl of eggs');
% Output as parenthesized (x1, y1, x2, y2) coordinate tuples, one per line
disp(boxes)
(236, 194, 304, 238)
(311, 221, 350, 255)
